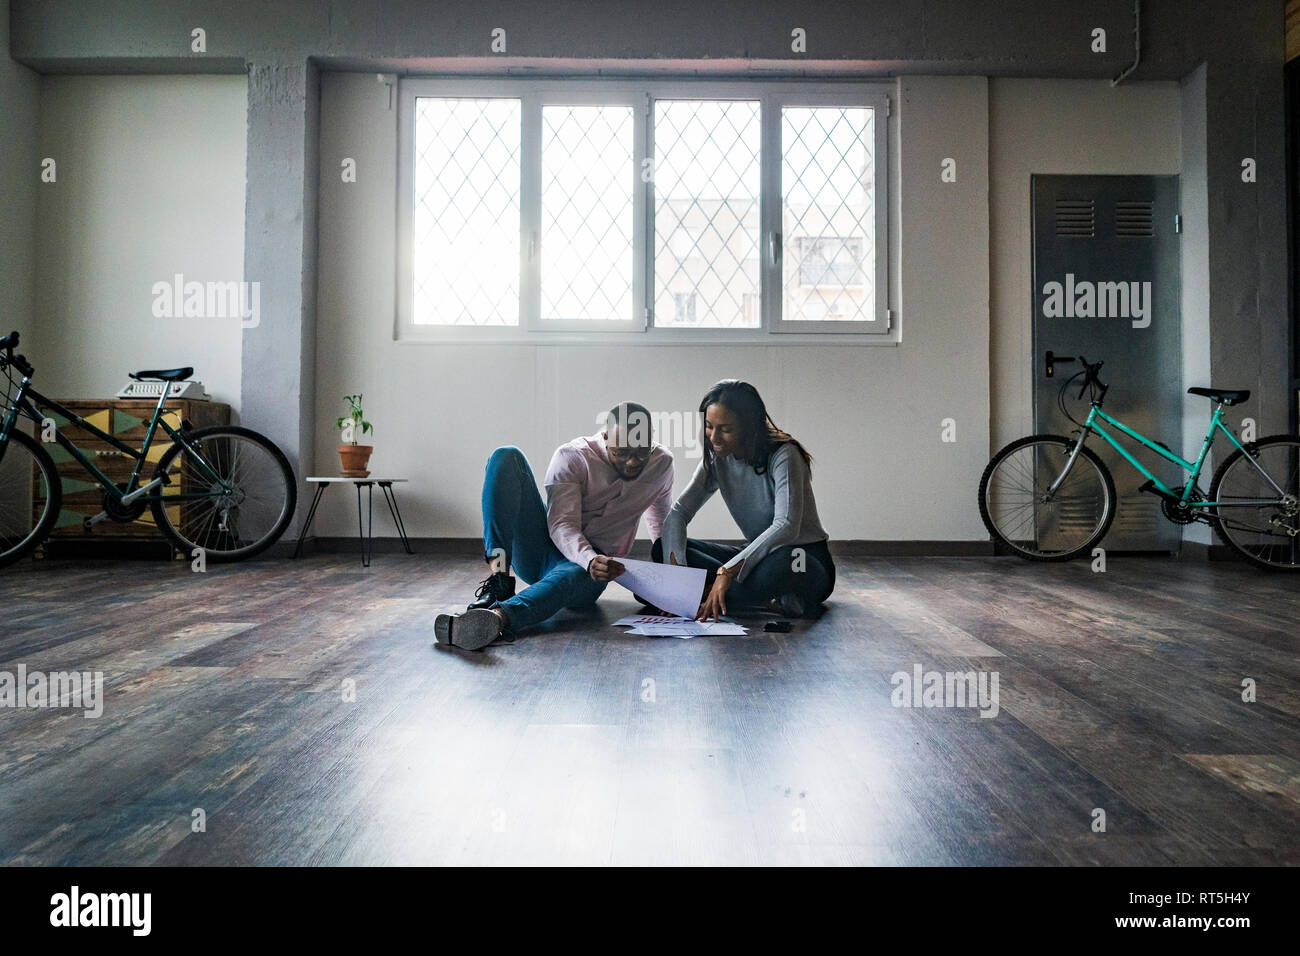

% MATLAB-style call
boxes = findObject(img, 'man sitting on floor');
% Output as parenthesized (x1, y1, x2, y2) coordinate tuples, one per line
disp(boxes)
(434, 402, 674, 651)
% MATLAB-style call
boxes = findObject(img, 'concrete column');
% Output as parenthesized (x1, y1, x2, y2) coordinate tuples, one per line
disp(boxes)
(1204, 58, 1290, 437)
(241, 57, 320, 532)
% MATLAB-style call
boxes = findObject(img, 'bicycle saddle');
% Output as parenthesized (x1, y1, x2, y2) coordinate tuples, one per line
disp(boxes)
(1187, 387, 1250, 406)
(129, 367, 194, 382)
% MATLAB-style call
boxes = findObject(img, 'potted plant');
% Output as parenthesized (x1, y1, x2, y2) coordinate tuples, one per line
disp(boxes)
(336, 394, 374, 477)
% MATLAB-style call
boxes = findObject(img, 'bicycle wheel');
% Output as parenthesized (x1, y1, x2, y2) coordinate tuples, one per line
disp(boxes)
(979, 434, 1116, 561)
(151, 426, 296, 562)
(1208, 435, 1300, 571)
(0, 429, 62, 568)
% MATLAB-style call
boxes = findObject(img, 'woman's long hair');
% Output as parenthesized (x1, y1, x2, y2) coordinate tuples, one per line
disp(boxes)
(699, 380, 812, 479)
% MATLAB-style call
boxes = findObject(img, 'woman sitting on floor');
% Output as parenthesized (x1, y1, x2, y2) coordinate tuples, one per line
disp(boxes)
(654, 379, 834, 621)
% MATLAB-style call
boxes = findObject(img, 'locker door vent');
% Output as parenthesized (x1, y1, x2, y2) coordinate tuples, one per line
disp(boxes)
(1054, 199, 1095, 237)
(1114, 495, 1165, 537)
(1115, 199, 1155, 237)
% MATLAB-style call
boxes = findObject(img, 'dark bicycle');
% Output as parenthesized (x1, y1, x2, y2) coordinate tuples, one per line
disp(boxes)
(0, 330, 296, 567)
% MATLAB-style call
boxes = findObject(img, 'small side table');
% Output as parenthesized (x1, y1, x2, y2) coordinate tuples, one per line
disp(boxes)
(293, 477, 413, 567)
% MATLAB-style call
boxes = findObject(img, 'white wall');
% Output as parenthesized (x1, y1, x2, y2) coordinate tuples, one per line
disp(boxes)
(988, 78, 1183, 451)
(33, 75, 246, 410)
(312, 72, 993, 542)
(16, 69, 1196, 549)
(0, 0, 39, 356)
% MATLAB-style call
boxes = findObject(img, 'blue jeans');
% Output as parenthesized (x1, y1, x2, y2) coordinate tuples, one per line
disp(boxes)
(481, 446, 606, 631)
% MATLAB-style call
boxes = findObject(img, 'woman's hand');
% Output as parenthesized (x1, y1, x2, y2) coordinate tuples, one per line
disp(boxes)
(696, 569, 732, 621)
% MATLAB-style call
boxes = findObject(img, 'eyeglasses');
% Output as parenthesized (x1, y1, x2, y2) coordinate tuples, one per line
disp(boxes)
(608, 446, 651, 462)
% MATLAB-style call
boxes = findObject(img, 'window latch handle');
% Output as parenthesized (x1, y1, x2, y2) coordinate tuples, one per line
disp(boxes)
(768, 232, 782, 267)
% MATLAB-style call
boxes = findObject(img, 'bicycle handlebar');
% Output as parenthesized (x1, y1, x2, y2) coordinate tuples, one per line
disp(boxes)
(1072, 355, 1107, 401)
(0, 330, 33, 378)
(1045, 351, 1108, 401)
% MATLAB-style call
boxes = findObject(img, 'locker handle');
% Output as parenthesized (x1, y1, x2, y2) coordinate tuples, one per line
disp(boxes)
(1045, 351, 1075, 378)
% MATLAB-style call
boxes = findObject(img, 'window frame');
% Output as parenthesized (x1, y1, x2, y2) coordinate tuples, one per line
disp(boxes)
(769, 91, 890, 335)
(395, 77, 893, 345)
(532, 90, 646, 333)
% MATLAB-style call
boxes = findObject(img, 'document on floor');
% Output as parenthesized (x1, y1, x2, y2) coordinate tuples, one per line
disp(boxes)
(611, 558, 708, 620)
(613, 614, 748, 639)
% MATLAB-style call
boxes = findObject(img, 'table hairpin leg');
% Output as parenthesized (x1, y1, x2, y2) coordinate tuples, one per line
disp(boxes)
(379, 481, 414, 554)
(356, 481, 375, 568)
(294, 478, 409, 567)
(292, 483, 329, 558)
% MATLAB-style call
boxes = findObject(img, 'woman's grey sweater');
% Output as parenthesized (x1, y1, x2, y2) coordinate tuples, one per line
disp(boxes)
(660, 442, 828, 583)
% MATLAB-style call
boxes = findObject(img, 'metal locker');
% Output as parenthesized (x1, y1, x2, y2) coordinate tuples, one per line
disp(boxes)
(1031, 174, 1183, 552)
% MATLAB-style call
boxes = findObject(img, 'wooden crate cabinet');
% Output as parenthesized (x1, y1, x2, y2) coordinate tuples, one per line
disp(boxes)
(32, 399, 230, 557)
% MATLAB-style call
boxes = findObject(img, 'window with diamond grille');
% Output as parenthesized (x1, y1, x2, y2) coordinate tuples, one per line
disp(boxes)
(781, 107, 875, 324)
(653, 100, 761, 329)
(412, 97, 521, 326)
(541, 105, 635, 322)
(398, 82, 890, 339)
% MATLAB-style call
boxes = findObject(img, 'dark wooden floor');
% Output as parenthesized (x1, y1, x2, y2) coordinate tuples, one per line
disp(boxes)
(1, 551, 1297, 865)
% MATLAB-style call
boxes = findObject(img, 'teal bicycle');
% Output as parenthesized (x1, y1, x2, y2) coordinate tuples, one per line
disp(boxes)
(979, 356, 1300, 570)
(0, 330, 296, 568)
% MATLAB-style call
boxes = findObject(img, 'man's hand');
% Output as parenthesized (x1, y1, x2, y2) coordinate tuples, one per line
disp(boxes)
(588, 555, 625, 582)
(696, 570, 731, 621)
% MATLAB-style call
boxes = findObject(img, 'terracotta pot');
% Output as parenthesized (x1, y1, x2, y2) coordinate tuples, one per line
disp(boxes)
(338, 444, 373, 478)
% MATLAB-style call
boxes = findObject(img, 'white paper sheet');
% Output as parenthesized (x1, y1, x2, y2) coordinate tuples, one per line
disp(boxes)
(625, 627, 699, 640)
(628, 622, 748, 637)
(614, 614, 748, 638)
(614, 615, 697, 626)
(611, 558, 707, 620)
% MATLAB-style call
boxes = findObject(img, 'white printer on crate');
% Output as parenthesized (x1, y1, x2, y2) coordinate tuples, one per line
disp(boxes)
(115, 379, 210, 401)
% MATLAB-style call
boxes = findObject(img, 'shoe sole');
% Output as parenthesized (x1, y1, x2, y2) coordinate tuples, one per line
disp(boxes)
(434, 608, 502, 651)
(770, 596, 805, 618)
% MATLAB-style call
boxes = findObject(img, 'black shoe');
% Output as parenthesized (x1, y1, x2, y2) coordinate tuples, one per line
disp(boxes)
(434, 608, 505, 651)
(768, 593, 805, 618)
(468, 571, 515, 610)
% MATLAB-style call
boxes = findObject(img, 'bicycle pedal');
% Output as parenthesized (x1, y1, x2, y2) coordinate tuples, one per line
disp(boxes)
(1137, 479, 1155, 494)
